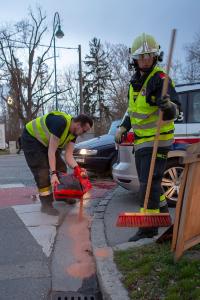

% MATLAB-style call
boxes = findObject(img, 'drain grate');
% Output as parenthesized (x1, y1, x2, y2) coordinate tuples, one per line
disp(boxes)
(51, 291, 98, 300)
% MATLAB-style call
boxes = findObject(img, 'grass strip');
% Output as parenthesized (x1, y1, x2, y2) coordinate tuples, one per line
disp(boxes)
(114, 242, 200, 300)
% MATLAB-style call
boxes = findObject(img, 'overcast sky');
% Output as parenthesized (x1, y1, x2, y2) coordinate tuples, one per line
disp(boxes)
(1, 0, 200, 69)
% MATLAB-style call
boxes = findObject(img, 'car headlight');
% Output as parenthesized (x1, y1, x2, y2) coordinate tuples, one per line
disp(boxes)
(79, 149, 98, 155)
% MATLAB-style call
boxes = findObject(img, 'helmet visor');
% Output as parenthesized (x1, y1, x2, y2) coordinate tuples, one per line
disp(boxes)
(133, 52, 156, 60)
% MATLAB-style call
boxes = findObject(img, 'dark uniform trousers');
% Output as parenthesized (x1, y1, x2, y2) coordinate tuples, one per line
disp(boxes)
(22, 128, 66, 191)
(135, 147, 169, 210)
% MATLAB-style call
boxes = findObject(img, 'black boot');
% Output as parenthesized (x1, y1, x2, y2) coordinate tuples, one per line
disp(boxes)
(40, 195, 59, 216)
(55, 197, 76, 204)
(160, 205, 169, 213)
(128, 227, 158, 242)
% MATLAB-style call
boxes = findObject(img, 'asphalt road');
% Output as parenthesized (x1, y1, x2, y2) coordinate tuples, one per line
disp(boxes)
(0, 207, 51, 300)
(0, 153, 34, 186)
(0, 153, 114, 299)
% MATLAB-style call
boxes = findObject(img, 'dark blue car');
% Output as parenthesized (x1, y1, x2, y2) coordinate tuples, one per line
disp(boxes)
(73, 120, 121, 174)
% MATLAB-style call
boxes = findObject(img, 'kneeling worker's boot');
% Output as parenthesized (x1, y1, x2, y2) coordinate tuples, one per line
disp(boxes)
(128, 227, 158, 242)
(40, 195, 59, 216)
(56, 197, 76, 205)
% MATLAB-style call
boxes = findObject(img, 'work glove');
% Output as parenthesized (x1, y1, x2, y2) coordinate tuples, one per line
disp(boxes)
(115, 126, 127, 144)
(74, 165, 88, 178)
(157, 95, 176, 111)
(157, 95, 177, 121)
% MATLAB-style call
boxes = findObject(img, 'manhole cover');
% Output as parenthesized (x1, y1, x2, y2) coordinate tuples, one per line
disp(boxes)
(51, 291, 100, 300)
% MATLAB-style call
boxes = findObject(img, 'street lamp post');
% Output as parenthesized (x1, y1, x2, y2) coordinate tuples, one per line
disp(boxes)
(52, 13, 83, 113)
(53, 12, 64, 111)
(78, 44, 84, 114)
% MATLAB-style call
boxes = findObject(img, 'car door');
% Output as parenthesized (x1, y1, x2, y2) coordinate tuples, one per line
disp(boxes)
(174, 92, 187, 139)
(187, 90, 200, 141)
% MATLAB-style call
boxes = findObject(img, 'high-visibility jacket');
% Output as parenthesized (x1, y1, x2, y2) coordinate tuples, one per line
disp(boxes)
(128, 66, 174, 151)
(26, 112, 75, 148)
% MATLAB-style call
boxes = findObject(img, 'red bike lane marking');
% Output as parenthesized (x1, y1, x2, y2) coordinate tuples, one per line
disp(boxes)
(0, 180, 116, 208)
(0, 187, 37, 208)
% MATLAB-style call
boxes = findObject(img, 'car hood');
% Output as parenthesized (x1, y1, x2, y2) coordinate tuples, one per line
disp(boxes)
(75, 134, 115, 150)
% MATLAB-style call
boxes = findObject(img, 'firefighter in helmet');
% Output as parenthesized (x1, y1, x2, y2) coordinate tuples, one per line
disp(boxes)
(115, 33, 180, 241)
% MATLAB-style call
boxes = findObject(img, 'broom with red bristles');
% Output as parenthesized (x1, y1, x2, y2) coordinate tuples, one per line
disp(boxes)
(117, 29, 177, 228)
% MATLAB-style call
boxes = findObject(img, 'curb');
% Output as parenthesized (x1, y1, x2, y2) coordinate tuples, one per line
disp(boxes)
(91, 187, 157, 300)
(91, 187, 130, 300)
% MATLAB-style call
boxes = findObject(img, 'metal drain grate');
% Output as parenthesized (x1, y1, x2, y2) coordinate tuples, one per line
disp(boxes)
(51, 291, 98, 300)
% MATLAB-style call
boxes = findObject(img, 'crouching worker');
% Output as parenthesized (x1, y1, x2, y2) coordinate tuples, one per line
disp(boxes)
(22, 112, 93, 216)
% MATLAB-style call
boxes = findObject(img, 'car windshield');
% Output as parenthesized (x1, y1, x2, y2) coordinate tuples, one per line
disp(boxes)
(108, 120, 121, 135)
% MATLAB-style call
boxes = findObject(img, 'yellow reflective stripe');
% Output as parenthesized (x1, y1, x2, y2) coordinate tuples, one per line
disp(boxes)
(132, 118, 172, 130)
(38, 186, 52, 196)
(134, 139, 173, 150)
(39, 186, 52, 192)
(160, 194, 166, 201)
(140, 208, 160, 213)
(160, 194, 167, 207)
(40, 118, 50, 141)
(129, 110, 159, 119)
(133, 127, 174, 143)
(32, 120, 47, 146)
(157, 153, 167, 159)
(129, 112, 146, 119)
(135, 134, 174, 145)
(133, 120, 158, 129)
(39, 190, 51, 196)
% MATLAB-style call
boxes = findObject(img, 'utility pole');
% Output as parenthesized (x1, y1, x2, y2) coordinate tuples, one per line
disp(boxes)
(78, 44, 84, 114)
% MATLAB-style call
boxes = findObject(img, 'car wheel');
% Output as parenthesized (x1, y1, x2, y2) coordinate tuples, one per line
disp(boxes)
(161, 159, 184, 206)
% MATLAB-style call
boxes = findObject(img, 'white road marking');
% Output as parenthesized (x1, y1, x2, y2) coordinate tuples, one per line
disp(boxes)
(13, 204, 59, 257)
(0, 183, 25, 188)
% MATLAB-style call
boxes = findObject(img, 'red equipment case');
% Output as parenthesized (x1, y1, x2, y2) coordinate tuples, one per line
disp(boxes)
(54, 172, 92, 200)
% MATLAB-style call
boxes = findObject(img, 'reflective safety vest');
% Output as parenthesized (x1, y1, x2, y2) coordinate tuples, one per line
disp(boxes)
(128, 66, 174, 151)
(26, 112, 75, 148)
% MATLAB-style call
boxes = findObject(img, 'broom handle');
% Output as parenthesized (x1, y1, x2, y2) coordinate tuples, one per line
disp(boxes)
(143, 29, 177, 210)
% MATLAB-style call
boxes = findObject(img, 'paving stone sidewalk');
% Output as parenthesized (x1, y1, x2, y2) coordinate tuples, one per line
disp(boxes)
(91, 186, 174, 300)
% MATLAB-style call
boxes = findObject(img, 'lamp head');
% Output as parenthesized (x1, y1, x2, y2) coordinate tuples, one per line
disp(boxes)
(55, 25, 64, 39)
(7, 96, 14, 105)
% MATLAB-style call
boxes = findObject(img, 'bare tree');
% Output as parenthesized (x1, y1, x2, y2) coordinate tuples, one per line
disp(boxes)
(182, 33, 200, 83)
(0, 7, 68, 128)
(170, 60, 185, 84)
(57, 68, 80, 115)
(105, 43, 130, 119)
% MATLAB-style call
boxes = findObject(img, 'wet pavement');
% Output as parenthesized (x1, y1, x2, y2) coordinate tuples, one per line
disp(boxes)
(0, 207, 51, 300)
(0, 153, 116, 299)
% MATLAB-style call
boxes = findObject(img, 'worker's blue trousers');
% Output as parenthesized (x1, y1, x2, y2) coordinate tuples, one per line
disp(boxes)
(135, 147, 169, 210)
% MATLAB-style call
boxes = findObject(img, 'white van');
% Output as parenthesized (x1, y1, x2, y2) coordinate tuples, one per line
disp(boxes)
(112, 83, 200, 205)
